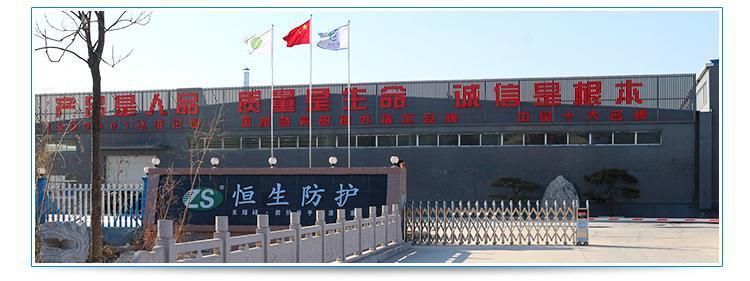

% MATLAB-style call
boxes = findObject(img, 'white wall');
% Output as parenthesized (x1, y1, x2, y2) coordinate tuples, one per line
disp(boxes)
(105, 155, 154, 184)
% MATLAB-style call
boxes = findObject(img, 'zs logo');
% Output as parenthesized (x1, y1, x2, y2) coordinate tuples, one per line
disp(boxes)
(181, 188, 224, 211)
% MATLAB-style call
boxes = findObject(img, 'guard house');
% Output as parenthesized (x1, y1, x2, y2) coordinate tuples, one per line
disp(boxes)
(35, 59, 721, 217)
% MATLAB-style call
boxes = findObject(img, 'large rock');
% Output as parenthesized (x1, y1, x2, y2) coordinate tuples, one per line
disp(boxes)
(541, 175, 579, 204)
(39, 221, 89, 263)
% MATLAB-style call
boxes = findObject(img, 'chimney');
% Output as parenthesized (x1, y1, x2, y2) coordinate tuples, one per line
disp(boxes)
(243, 67, 250, 87)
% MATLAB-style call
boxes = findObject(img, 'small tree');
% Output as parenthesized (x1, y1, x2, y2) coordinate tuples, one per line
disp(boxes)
(488, 177, 540, 201)
(35, 10, 151, 262)
(583, 169, 640, 215)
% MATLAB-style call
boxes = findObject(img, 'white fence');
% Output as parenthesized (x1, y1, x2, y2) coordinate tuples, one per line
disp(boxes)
(132, 204, 403, 263)
(40, 182, 145, 227)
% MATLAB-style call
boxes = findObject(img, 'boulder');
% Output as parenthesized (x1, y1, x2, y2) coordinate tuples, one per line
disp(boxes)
(541, 175, 579, 204)
(39, 221, 89, 263)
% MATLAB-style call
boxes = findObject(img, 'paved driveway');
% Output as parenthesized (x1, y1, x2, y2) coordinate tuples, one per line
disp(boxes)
(383, 222, 720, 264)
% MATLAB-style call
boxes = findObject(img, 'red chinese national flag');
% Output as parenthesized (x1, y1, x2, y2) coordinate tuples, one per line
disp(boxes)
(283, 19, 311, 47)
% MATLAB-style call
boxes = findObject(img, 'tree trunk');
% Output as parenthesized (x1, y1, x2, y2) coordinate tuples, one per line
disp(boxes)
(88, 11, 106, 263)
(89, 61, 103, 262)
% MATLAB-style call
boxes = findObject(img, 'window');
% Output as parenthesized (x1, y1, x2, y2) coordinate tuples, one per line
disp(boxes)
(397, 135, 417, 147)
(591, 132, 613, 145)
(279, 136, 298, 148)
(636, 132, 661, 144)
(569, 133, 589, 145)
(503, 133, 524, 145)
(614, 132, 636, 144)
(337, 135, 355, 147)
(481, 134, 500, 146)
(188, 137, 202, 149)
(45, 141, 77, 152)
(439, 134, 458, 146)
(377, 135, 396, 147)
(260, 136, 277, 148)
(357, 135, 376, 147)
(220, 131, 657, 150)
(223, 137, 241, 149)
(317, 135, 336, 147)
(299, 136, 311, 148)
(547, 133, 567, 145)
(241, 136, 259, 149)
(525, 133, 545, 145)
(206, 138, 222, 149)
(418, 134, 437, 146)
(460, 134, 480, 146)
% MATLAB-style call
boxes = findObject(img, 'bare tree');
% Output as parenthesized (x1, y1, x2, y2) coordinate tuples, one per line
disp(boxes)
(132, 104, 226, 251)
(34, 10, 151, 262)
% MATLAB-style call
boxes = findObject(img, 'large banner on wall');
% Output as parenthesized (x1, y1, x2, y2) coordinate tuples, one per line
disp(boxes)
(159, 174, 388, 226)
(36, 74, 696, 134)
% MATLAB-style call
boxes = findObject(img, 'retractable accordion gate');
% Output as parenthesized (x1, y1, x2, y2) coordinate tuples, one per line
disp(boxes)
(403, 200, 584, 246)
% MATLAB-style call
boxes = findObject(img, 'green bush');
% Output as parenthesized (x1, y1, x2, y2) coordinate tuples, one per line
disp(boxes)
(583, 169, 640, 215)
(488, 177, 540, 201)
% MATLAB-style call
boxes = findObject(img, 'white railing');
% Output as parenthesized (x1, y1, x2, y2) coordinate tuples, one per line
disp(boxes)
(40, 182, 145, 228)
(132, 204, 403, 263)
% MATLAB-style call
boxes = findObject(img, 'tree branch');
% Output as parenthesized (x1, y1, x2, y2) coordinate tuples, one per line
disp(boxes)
(106, 11, 151, 32)
(34, 46, 88, 64)
(100, 46, 133, 67)
(35, 10, 149, 67)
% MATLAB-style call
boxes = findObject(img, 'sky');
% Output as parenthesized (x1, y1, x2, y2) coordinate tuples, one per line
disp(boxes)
(31, 8, 721, 94)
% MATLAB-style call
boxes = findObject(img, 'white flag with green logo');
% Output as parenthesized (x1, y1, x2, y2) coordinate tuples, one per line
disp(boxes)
(317, 25, 349, 50)
(245, 29, 272, 56)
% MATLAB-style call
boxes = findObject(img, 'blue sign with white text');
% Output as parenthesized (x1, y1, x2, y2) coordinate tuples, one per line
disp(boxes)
(161, 174, 388, 226)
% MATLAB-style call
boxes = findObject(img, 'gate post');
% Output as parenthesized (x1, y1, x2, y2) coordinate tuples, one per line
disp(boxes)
(36, 175, 48, 224)
(140, 175, 148, 227)
(576, 201, 590, 246)
(369, 206, 377, 251)
(155, 219, 176, 262)
(315, 210, 326, 262)
(290, 211, 301, 262)
(392, 204, 401, 243)
(213, 216, 229, 262)
(382, 205, 389, 246)
(337, 209, 346, 261)
(354, 208, 363, 256)
(257, 214, 270, 262)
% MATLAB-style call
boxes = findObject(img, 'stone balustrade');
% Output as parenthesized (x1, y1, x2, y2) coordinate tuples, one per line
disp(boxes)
(132, 204, 403, 263)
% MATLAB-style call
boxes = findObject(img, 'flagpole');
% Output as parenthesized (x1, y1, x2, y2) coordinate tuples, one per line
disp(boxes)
(270, 25, 275, 159)
(308, 14, 313, 168)
(347, 20, 351, 168)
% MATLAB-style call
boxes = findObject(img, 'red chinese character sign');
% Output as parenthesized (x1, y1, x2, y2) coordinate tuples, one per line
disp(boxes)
(238, 90, 261, 113)
(273, 89, 296, 113)
(380, 86, 407, 109)
(615, 79, 644, 105)
(306, 88, 331, 112)
(533, 82, 561, 107)
(453, 84, 481, 108)
(495, 83, 520, 108)
(573, 81, 602, 106)
(38, 76, 694, 134)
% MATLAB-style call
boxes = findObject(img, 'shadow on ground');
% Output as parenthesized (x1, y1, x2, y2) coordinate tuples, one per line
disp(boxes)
(389, 245, 575, 263)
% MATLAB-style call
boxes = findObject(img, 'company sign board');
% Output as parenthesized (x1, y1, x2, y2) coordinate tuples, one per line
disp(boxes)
(145, 167, 405, 230)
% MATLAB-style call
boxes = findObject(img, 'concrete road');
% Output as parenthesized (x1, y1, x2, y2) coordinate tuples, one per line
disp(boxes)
(384, 222, 720, 264)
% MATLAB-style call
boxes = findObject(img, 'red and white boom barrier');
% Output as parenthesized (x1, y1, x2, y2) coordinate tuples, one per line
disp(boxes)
(589, 217, 719, 223)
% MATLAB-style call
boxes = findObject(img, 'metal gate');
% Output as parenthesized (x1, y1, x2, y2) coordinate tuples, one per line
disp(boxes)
(403, 200, 584, 246)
